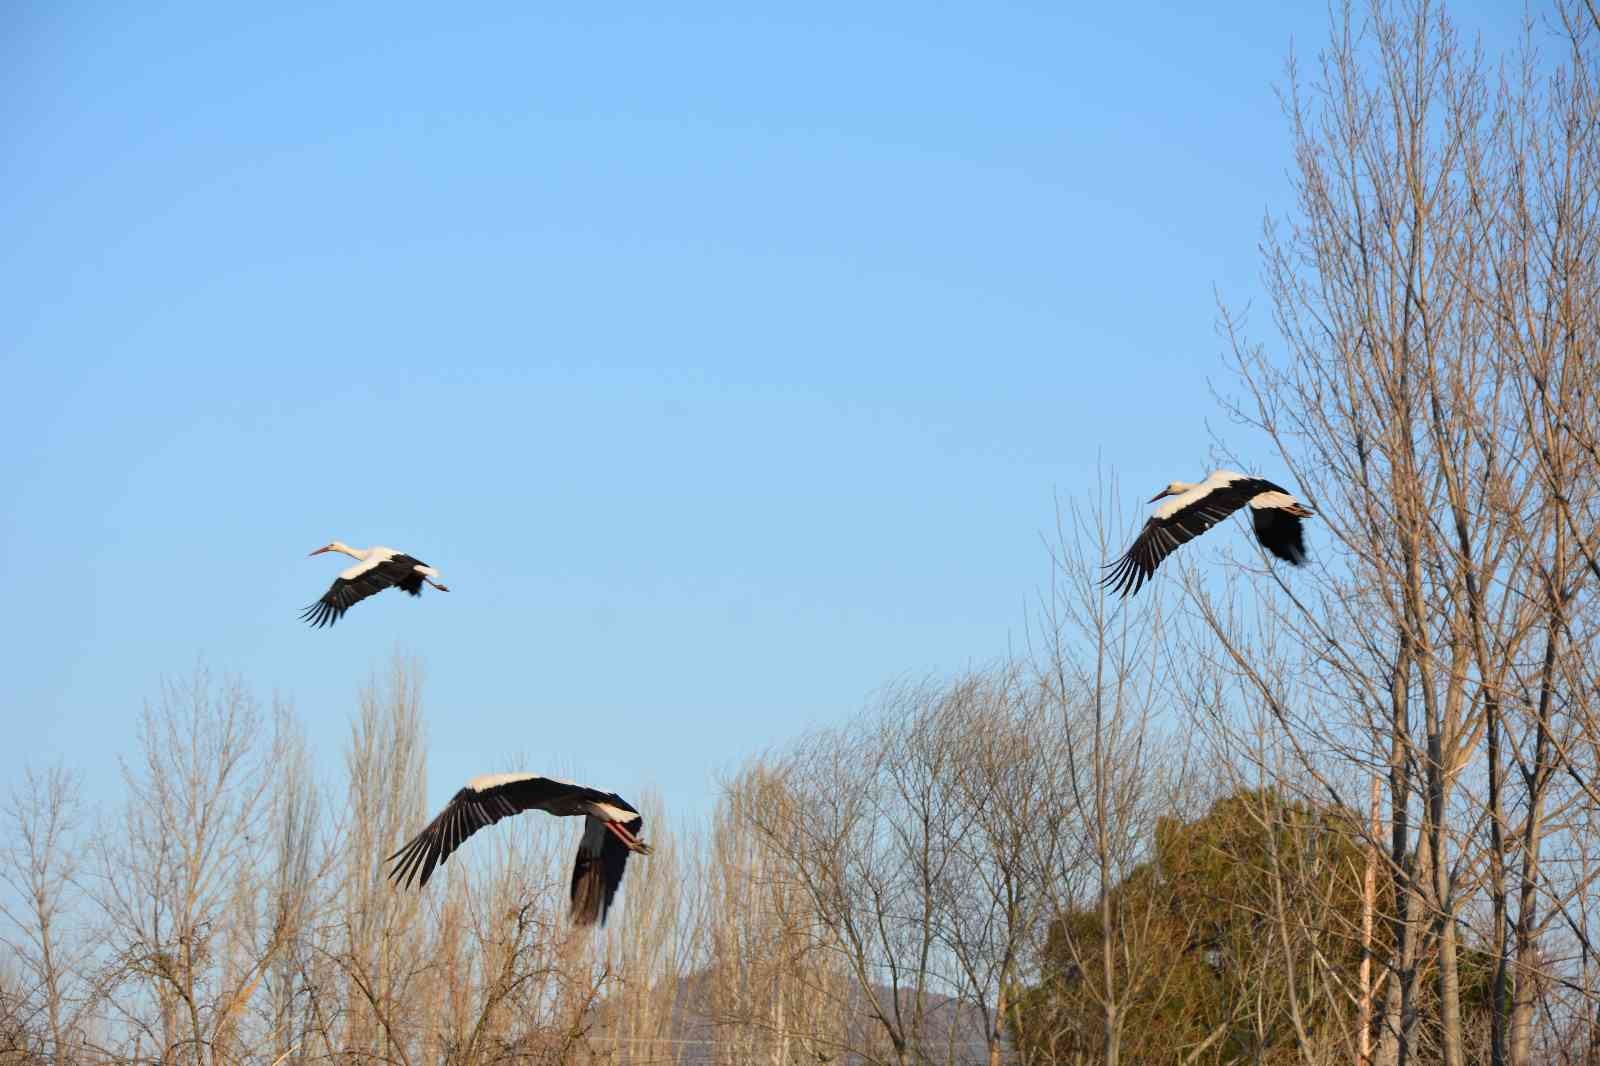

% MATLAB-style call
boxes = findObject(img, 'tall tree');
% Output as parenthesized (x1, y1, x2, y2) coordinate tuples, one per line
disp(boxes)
(90, 670, 295, 1065)
(1207, 2, 1600, 1063)
(0, 763, 93, 1064)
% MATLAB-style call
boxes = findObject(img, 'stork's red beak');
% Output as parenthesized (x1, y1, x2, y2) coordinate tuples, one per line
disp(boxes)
(1149, 490, 1171, 503)
(308, 546, 331, 557)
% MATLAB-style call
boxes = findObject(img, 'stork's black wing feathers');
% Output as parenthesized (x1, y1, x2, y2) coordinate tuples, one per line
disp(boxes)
(1101, 478, 1279, 598)
(301, 554, 429, 627)
(388, 554, 426, 596)
(386, 786, 482, 890)
(386, 776, 633, 890)
(299, 570, 393, 628)
(570, 814, 643, 926)
(1251, 506, 1309, 565)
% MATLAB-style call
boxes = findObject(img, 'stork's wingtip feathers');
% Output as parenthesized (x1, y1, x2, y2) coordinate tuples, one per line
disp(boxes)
(299, 602, 335, 628)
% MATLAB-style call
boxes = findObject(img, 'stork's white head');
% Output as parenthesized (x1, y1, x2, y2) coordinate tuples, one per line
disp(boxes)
(1149, 481, 1194, 503)
(308, 540, 352, 558)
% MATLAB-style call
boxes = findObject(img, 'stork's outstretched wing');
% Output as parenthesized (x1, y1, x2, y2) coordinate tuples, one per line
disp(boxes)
(1102, 478, 1278, 598)
(386, 774, 630, 889)
(301, 554, 427, 627)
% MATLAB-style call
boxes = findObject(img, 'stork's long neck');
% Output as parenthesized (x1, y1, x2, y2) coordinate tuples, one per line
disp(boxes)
(334, 544, 368, 561)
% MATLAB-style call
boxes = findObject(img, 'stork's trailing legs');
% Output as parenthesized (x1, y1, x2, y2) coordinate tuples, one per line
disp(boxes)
(605, 820, 652, 854)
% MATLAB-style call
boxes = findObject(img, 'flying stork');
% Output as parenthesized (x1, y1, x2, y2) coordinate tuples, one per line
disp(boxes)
(301, 541, 449, 627)
(1102, 470, 1314, 598)
(386, 773, 652, 927)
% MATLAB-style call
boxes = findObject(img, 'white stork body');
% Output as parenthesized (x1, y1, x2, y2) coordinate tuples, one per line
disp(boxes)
(386, 773, 652, 927)
(301, 541, 449, 627)
(1103, 470, 1314, 598)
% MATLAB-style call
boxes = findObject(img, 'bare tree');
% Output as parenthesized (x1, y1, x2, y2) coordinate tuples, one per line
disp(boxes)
(929, 668, 1061, 1066)
(739, 725, 930, 1065)
(1025, 480, 1195, 1066)
(329, 652, 429, 1064)
(0, 762, 94, 1064)
(733, 667, 1102, 1066)
(698, 764, 853, 1065)
(587, 790, 699, 1065)
(89, 669, 298, 1065)
(739, 680, 987, 1066)
(257, 714, 330, 1065)
(1204, 3, 1600, 1065)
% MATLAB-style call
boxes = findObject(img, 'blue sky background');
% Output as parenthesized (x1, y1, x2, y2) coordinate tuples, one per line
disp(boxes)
(2, 2, 1527, 825)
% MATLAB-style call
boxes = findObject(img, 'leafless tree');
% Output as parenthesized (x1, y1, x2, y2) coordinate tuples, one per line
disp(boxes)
(258, 715, 331, 1065)
(88, 669, 300, 1065)
(1025, 479, 1198, 1066)
(737, 723, 931, 1065)
(0, 762, 95, 1064)
(586, 790, 700, 1065)
(327, 652, 429, 1064)
(924, 668, 1065, 1066)
(1203, 2, 1600, 1064)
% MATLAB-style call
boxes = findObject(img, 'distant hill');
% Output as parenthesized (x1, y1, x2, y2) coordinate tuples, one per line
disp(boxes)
(589, 970, 1015, 1065)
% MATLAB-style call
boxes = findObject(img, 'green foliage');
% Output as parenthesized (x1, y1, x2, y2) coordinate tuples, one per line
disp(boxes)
(1011, 789, 1376, 1064)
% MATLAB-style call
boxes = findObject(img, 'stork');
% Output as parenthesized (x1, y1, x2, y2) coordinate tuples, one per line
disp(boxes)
(1103, 470, 1314, 598)
(301, 541, 448, 628)
(386, 773, 652, 927)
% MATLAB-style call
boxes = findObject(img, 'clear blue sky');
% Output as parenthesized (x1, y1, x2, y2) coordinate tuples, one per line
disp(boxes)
(2, 2, 1525, 823)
